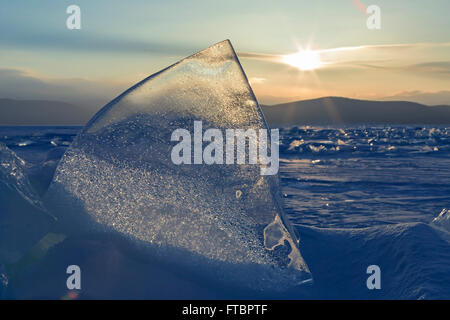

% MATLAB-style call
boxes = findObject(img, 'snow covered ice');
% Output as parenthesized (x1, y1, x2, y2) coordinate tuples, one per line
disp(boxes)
(1, 124, 450, 299)
(44, 40, 312, 292)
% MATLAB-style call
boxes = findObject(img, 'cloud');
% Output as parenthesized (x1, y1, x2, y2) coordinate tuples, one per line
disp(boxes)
(0, 68, 130, 110)
(333, 60, 450, 76)
(1, 29, 195, 56)
(237, 51, 280, 62)
(382, 90, 450, 106)
(238, 42, 450, 59)
(409, 61, 450, 74)
(238, 42, 450, 74)
(318, 42, 450, 53)
(248, 77, 266, 85)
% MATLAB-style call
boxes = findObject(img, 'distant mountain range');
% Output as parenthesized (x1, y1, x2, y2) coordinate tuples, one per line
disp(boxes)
(261, 97, 450, 126)
(0, 98, 92, 125)
(1, 97, 450, 126)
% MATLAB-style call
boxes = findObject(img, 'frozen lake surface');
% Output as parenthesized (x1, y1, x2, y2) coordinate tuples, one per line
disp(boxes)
(1, 125, 449, 299)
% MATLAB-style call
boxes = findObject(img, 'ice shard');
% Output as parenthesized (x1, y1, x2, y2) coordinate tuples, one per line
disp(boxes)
(44, 40, 312, 292)
(0, 143, 54, 265)
(432, 209, 450, 233)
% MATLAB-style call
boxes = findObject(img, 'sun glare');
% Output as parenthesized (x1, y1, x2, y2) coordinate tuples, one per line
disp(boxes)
(283, 50, 322, 71)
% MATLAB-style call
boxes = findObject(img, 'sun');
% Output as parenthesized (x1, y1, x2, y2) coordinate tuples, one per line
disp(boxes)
(282, 50, 322, 71)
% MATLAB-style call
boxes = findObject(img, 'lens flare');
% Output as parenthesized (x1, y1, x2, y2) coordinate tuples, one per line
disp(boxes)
(283, 50, 322, 71)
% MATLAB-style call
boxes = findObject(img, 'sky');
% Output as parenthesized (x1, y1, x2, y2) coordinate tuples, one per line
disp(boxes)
(0, 0, 449, 110)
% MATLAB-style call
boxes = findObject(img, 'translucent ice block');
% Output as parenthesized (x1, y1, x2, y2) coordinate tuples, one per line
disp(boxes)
(44, 40, 312, 292)
(0, 143, 54, 264)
